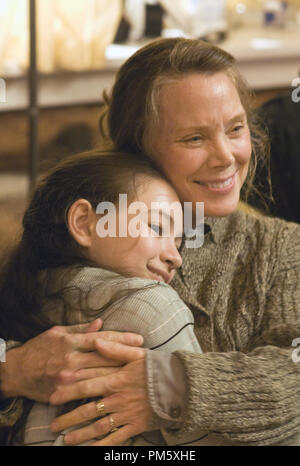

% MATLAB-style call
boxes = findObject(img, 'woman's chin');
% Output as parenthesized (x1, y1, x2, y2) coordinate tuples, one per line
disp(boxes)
(202, 197, 240, 218)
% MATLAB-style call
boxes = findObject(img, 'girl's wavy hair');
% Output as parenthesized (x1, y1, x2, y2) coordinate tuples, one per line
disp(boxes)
(99, 37, 271, 204)
(0, 149, 165, 341)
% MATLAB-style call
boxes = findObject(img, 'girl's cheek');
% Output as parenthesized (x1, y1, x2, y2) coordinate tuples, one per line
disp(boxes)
(138, 236, 157, 253)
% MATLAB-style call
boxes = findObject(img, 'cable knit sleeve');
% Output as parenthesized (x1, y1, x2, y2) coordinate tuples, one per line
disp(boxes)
(173, 221, 300, 446)
(0, 398, 23, 429)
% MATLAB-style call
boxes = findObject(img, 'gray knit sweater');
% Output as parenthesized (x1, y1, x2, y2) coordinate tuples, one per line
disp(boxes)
(1, 209, 300, 445)
(170, 210, 300, 445)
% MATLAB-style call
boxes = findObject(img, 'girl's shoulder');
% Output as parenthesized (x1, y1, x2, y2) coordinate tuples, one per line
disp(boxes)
(68, 265, 182, 303)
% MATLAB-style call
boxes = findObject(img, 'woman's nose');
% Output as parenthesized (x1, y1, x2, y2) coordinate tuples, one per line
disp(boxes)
(206, 135, 235, 168)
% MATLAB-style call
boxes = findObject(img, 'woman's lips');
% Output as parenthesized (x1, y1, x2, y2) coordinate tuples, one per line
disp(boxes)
(194, 172, 237, 193)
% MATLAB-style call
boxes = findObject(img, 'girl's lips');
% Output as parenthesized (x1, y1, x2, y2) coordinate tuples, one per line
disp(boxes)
(194, 172, 237, 193)
(147, 266, 171, 284)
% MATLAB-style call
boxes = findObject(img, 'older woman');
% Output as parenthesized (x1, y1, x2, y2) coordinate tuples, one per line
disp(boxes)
(1, 38, 300, 446)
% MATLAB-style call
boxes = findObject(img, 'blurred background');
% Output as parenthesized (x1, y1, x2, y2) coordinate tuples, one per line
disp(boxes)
(0, 0, 300, 252)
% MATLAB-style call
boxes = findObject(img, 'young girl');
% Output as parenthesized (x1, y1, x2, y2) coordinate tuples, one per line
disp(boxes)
(1, 148, 227, 446)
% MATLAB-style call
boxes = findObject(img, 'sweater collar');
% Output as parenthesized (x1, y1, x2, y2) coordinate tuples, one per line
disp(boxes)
(203, 216, 230, 244)
(182, 216, 226, 250)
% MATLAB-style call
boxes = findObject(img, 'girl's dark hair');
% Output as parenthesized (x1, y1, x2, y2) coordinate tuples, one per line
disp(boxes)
(0, 149, 165, 342)
(99, 37, 271, 204)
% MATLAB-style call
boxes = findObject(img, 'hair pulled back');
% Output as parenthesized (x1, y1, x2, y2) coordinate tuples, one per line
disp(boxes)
(100, 37, 270, 202)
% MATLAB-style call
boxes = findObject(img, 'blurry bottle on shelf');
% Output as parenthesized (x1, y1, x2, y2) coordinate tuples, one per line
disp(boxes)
(114, 0, 164, 43)
(160, 0, 228, 43)
(227, 0, 265, 30)
(227, 1, 248, 29)
(227, 0, 300, 31)
(192, 0, 228, 42)
(145, 0, 164, 38)
(123, 0, 146, 41)
(278, 1, 300, 30)
(0, 0, 28, 76)
(263, 0, 288, 28)
(52, 0, 123, 71)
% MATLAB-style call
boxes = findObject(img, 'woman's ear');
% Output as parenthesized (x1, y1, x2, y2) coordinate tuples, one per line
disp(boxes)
(67, 199, 95, 248)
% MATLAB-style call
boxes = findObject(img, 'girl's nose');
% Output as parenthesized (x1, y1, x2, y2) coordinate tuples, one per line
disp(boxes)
(160, 243, 182, 270)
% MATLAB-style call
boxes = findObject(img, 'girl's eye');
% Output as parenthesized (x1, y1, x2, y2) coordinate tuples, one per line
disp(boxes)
(175, 236, 183, 250)
(149, 224, 163, 236)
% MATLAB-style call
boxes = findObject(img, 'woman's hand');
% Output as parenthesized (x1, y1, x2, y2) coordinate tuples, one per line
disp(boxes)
(1, 319, 143, 402)
(50, 340, 153, 446)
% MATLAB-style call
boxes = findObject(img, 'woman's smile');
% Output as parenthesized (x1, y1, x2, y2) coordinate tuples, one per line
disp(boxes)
(194, 170, 238, 193)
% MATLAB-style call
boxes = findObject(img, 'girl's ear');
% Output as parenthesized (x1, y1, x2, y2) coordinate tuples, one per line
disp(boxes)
(67, 199, 95, 248)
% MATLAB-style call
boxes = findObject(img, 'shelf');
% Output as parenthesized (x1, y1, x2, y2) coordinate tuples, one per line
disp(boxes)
(1, 28, 299, 112)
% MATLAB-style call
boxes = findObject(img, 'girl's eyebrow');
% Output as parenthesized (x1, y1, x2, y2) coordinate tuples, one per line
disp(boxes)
(151, 209, 174, 226)
(175, 235, 183, 248)
(150, 209, 183, 236)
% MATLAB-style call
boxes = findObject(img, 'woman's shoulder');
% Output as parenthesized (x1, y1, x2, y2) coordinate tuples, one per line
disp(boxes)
(233, 208, 300, 240)
(209, 208, 300, 244)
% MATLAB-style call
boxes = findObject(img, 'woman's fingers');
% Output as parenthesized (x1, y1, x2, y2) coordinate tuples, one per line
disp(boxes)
(62, 412, 128, 446)
(50, 374, 111, 404)
(58, 365, 120, 385)
(51, 359, 151, 446)
(95, 339, 146, 363)
(91, 425, 137, 446)
(64, 331, 143, 353)
(66, 351, 120, 371)
(50, 358, 150, 447)
(72, 366, 120, 382)
(84, 319, 103, 333)
(52, 394, 122, 432)
(51, 400, 100, 432)
(51, 358, 146, 404)
(57, 319, 102, 335)
(100, 331, 144, 347)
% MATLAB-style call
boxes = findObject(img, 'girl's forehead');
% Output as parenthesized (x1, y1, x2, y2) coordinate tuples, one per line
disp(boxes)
(136, 177, 180, 202)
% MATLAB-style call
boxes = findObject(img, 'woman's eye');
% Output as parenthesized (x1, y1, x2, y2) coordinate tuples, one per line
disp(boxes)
(232, 125, 244, 133)
(182, 135, 203, 143)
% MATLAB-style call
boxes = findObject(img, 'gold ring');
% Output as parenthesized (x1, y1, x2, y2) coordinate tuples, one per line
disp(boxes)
(109, 415, 118, 433)
(96, 400, 106, 418)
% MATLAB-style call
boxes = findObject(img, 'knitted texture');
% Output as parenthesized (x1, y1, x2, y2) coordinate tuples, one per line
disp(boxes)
(171, 210, 300, 445)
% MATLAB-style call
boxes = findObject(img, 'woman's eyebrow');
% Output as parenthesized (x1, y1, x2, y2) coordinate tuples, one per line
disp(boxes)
(175, 112, 247, 133)
(228, 112, 247, 124)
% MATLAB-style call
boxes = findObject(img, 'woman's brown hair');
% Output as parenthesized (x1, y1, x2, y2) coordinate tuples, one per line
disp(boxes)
(99, 37, 270, 203)
(0, 149, 165, 341)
